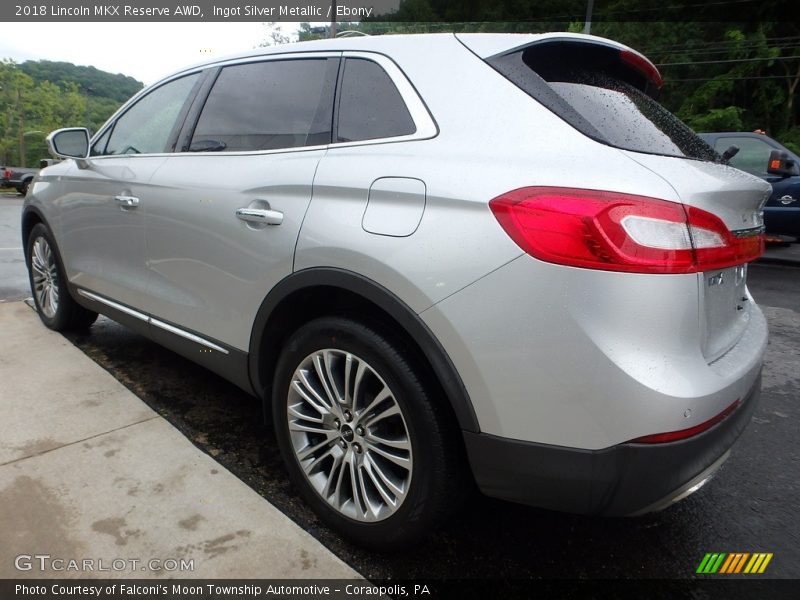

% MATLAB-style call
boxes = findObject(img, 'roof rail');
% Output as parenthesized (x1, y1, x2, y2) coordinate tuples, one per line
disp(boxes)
(336, 30, 370, 38)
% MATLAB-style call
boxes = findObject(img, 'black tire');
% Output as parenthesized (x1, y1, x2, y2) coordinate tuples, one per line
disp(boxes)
(272, 316, 463, 549)
(20, 179, 30, 196)
(26, 222, 98, 331)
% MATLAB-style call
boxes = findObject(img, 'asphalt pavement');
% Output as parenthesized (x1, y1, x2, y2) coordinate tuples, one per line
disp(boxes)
(0, 193, 29, 302)
(1, 191, 798, 582)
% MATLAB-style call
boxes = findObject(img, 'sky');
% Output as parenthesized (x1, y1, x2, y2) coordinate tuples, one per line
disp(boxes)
(0, 22, 302, 85)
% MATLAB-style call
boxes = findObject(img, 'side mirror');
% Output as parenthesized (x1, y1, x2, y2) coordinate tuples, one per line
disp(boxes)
(767, 150, 799, 178)
(46, 128, 90, 160)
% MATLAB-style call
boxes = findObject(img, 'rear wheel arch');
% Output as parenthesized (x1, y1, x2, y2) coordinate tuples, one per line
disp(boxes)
(248, 268, 480, 434)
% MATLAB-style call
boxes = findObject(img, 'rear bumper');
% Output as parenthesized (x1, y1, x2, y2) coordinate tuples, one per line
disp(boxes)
(464, 373, 761, 516)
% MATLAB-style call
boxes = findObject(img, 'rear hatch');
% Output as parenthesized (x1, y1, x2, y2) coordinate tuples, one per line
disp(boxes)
(460, 33, 769, 361)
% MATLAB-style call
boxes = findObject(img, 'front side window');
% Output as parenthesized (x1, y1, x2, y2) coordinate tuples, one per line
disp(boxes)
(190, 59, 333, 152)
(98, 73, 200, 156)
(336, 58, 416, 143)
(714, 137, 773, 175)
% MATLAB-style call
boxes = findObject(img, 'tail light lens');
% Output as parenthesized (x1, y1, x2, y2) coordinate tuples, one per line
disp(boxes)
(489, 187, 764, 274)
(630, 400, 740, 443)
(3, 168, 11, 179)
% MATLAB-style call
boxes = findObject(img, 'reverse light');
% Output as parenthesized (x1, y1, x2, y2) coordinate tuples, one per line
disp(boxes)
(489, 187, 764, 274)
(631, 400, 741, 444)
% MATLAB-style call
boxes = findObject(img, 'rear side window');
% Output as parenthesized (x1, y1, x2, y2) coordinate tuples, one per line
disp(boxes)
(191, 58, 335, 152)
(336, 58, 416, 142)
(488, 42, 717, 162)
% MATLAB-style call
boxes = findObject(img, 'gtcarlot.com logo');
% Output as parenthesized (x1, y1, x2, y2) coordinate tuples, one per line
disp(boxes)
(696, 552, 773, 574)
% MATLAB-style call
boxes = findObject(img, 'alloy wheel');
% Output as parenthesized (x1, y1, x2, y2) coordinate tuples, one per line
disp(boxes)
(30, 236, 60, 319)
(286, 349, 413, 522)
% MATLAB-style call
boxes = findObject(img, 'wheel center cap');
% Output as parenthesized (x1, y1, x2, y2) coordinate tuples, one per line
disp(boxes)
(340, 425, 355, 443)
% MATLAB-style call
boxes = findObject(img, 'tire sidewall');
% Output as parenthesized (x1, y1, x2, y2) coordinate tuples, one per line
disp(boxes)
(272, 317, 444, 549)
(26, 223, 71, 330)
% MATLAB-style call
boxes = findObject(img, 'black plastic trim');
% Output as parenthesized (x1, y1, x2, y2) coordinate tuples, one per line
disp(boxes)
(20, 205, 49, 261)
(464, 373, 762, 516)
(69, 286, 252, 395)
(248, 267, 479, 432)
(176, 67, 220, 153)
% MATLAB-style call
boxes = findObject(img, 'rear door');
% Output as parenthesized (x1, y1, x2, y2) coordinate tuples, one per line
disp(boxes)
(140, 54, 340, 352)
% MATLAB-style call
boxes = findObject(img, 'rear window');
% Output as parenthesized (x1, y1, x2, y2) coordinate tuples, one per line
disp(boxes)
(488, 42, 717, 162)
(336, 58, 416, 142)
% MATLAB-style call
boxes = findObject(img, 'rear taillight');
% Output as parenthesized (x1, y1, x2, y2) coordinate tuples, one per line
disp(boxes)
(3, 168, 11, 179)
(489, 187, 763, 274)
(630, 400, 741, 444)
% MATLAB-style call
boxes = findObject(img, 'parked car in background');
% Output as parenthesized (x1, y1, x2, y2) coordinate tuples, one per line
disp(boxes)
(2, 166, 39, 196)
(699, 132, 800, 238)
(24, 32, 769, 548)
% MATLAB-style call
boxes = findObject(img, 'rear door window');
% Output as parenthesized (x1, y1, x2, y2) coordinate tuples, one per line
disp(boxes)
(190, 58, 336, 152)
(336, 58, 416, 142)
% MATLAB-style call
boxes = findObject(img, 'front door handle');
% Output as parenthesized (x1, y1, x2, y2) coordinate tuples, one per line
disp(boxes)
(236, 207, 283, 226)
(115, 195, 140, 208)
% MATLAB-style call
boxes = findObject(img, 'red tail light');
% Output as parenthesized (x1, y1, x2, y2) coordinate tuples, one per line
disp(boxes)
(489, 187, 763, 274)
(3, 168, 11, 179)
(630, 400, 741, 444)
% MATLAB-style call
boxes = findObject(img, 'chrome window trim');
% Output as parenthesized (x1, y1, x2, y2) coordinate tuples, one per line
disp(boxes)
(87, 51, 437, 162)
(89, 69, 206, 153)
(329, 51, 439, 148)
(77, 288, 229, 355)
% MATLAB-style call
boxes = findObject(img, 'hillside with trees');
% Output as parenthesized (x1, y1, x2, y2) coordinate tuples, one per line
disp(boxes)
(0, 60, 143, 167)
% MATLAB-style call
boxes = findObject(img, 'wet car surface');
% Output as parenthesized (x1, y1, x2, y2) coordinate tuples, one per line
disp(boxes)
(58, 262, 799, 580)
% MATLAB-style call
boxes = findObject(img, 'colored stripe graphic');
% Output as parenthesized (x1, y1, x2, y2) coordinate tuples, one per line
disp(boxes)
(724, 553, 749, 573)
(699, 552, 773, 574)
(697, 553, 727, 574)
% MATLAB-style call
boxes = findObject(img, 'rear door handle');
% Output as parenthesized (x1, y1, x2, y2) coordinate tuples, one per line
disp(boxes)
(115, 195, 139, 208)
(235, 207, 283, 226)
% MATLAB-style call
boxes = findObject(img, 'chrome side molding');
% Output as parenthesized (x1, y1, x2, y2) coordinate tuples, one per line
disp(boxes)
(77, 288, 229, 355)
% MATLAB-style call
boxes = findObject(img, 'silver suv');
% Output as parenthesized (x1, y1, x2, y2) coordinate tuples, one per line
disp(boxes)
(23, 33, 769, 548)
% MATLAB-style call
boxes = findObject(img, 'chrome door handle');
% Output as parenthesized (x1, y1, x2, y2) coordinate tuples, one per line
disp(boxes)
(115, 195, 140, 208)
(236, 207, 283, 226)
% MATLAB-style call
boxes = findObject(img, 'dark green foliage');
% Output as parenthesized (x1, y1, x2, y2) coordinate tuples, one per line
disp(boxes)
(0, 60, 143, 166)
(329, 1, 800, 144)
(18, 60, 142, 103)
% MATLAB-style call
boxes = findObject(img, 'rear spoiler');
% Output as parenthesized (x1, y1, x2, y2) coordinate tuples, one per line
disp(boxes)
(457, 32, 662, 96)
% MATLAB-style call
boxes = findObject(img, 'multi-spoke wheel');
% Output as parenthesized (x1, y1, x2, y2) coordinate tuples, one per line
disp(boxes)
(273, 317, 464, 548)
(287, 349, 413, 522)
(30, 235, 60, 319)
(26, 223, 98, 331)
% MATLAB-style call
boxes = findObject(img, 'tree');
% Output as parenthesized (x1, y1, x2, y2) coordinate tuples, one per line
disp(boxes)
(0, 59, 141, 166)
